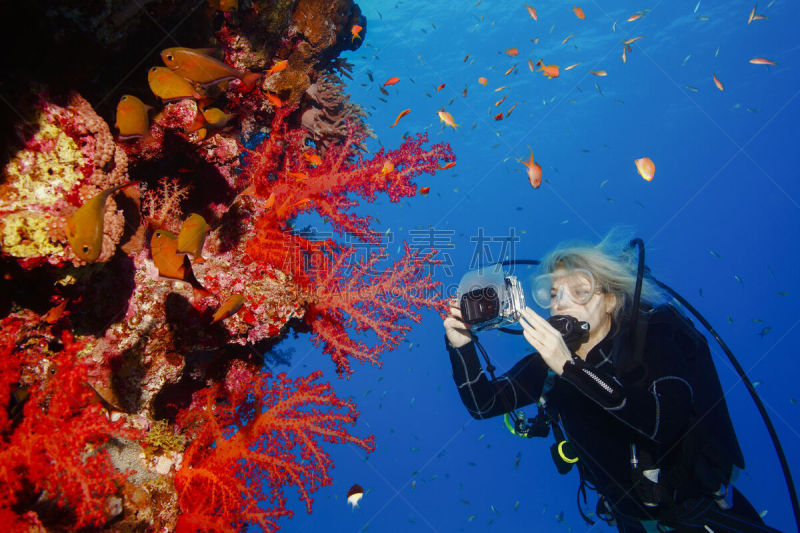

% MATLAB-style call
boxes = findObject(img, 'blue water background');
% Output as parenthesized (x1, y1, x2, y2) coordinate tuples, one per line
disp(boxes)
(274, 1, 799, 531)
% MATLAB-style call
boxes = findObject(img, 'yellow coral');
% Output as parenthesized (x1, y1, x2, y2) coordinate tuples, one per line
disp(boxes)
(0, 212, 63, 258)
(2, 118, 85, 211)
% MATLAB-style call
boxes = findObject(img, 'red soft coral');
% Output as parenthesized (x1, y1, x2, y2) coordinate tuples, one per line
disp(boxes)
(174, 370, 374, 532)
(0, 315, 131, 529)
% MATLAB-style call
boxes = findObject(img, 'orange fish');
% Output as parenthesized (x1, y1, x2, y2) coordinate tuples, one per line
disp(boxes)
(462, 86, 468, 97)
(494, 96, 507, 107)
(494, 86, 509, 92)
(506, 47, 519, 57)
(43, 298, 69, 324)
(749, 58, 776, 66)
(287, 171, 308, 181)
(712, 73, 724, 91)
(380, 161, 395, 175)
(590, 70, 607, 76)
(266, 59, 289, 76)
(752, 14, 767, 21)
(303, 152, 323, 166)
(351, 24, 363, 42)
(436, 83, 446, 92)
(388, 108, 411, 128)
(526, 4, 538, 20)
(564, 63, 582, 71)
(573, 6, 585, 19)
(437, 110, 459, 129)
(562, 33, 575, 45)
(528, 59, 536, 71)
(115, 95, 152, 141)
(66, 182, 137, 263)
(747, 4, 756, 24)
(634, 157, 655, 181)
(177, 213, 210, 263)
(478, 77, 488, 86)
(622, 46, 627, 63)
(518, 147, 542, 188)
(438, 162, 456, 170)
(211, 293, 245, 324)
(538, 64, 560, 78)
(627, 13, 644, 22)
(624, 36, 645, 45)
(201, 107, 236, 129)
(418, 186, 431, 196)
(160, 48, 260, 89)
(265, 92, 283, 108)
(150, 229, 212, 302)
(384, 76, 400, 86)
(505, 64, 517, 76)
(494, 112, 504, 120)
(147, 66, 202, 101)
(506, 102, 518, 117)
(208, 0, 237, 11)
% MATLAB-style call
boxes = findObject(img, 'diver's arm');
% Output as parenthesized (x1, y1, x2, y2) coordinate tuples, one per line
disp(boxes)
(446, 336, 549, 419)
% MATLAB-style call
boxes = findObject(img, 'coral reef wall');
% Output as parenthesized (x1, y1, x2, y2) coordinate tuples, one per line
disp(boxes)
(0, 1, 452, 531)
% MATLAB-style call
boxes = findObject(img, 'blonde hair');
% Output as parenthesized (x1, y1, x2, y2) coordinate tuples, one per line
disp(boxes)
(538, 228, 665, 328)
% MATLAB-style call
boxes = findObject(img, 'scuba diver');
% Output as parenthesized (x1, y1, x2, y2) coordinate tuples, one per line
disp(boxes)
(443, 232, 785, 532)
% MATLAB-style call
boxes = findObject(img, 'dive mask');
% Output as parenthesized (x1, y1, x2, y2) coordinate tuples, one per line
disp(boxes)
(531, 268, 600, 310)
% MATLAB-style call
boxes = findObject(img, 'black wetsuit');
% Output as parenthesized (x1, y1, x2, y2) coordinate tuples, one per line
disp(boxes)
(446, 305, 781, 532)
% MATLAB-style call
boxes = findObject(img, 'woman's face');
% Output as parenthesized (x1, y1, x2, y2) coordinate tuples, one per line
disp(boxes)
(549, 268, 616, 333)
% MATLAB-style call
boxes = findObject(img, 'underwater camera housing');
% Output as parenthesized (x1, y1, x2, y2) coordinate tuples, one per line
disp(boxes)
(457, 264, 526, 331)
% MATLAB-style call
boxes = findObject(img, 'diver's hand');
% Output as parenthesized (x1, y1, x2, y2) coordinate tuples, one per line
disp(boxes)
(444, 300, 474, 348)
(520, 307, 572, 375)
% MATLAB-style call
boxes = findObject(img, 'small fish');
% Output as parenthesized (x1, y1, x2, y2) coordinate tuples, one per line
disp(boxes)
(265, 92, 284, 108)
(436, 83, 446, 92)
(147, 66, 202, 101)
(622, 45, 627, 63)
(303, 152, 323, 166)
(418, 186, 431, 196)
(514, 452, 521, 468)
(635, 157, 655, 181)
(696, 16, 710, 21)
(506, 102, 518, 117)
(462, 86, 468, 97)
(201, 107, 236, 128)
(494, 95, 507, 107)
(66, 182, 137, 262)
(438, 162, 456, 170)
(177, 213, 210, 263)
(712, 73, 724, 91)
(208, 0, 237, 11)
(388, 108, 411, 128)
(266, 59, 288, 76)
(347, 484, 364, 508)
(682, 54, 692, 66)
(379, 88, 389, 97)
(518, 146, 543, 188)
(468, 515, 477, 522)
(504, 64, 517, 76)
(749, 58, 776, 66)
(437, 110, 459, 129)
(573, 6, 585, 19)
(752, 14, 768, 21)
(478, 76, 488, 86)
(161, 48, 259, 89)
(494, 86, 510, 92)
(526, 5, 538, 20)
(747, 4, 756, 24)
(538, 64, 559, 78)
(710, 250, 721, 258)
(211, 293, 245, 323)
(384, 76, 400, 86)
(493, 112, 504, 120)
(685, 85, 699, 92)
(514, 501, 520, 511)
(694, 0, 701, 13)
(590, 70, 607, 76)
(351, 24, 363, 41)
(150, 229, 213, 302)
(506, 47, 520, 56)
(625, 36, 644, 45)
(115, 95, 152, 141)
(777, 291, 789, 296)
(734, 274, 743, 284)
(564, 63, 582, 71)
(600, 179, 608, 187)
(381, 161, 395, 175)
(627, 13, 644, 21)
(562, 33, 575, 45)
(594, 82, 604, 95)
(464, 54, 469, 62)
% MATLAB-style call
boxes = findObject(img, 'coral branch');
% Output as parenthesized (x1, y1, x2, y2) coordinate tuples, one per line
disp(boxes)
(174, 370, 374, 532)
